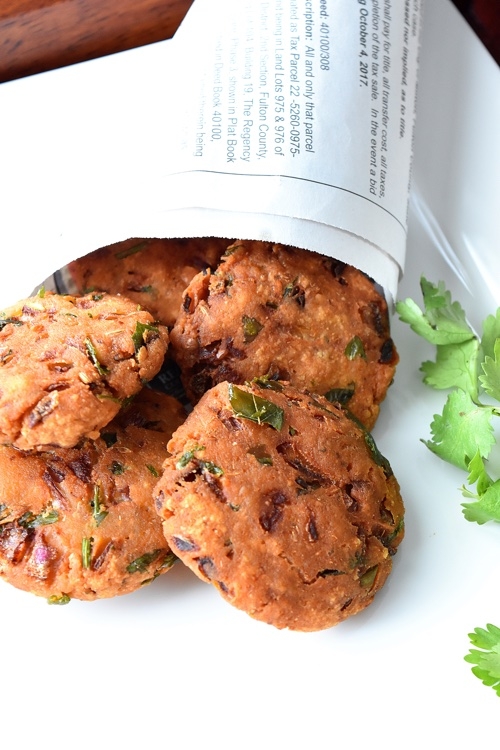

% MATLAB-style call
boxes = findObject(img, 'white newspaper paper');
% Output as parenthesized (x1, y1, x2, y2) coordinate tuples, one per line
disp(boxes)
(157, 0, 421, 303)
(1, 0, 421, 306)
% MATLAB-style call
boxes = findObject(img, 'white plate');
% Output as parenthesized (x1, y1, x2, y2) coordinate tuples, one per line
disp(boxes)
(0, 1, 499, 746)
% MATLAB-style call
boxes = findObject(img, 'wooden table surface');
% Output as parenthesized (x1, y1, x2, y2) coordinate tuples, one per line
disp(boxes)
(0, 0, 498, 84)
(0, 0, 193, 83)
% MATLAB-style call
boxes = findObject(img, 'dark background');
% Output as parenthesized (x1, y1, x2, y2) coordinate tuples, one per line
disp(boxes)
(453, 0, 500, 64)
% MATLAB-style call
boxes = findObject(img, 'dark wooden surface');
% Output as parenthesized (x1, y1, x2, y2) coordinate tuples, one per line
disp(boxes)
(0, 0, 193, 83)
(0, 0, 498, 84)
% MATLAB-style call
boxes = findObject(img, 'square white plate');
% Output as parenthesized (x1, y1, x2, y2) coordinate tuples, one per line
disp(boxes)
(0, 0, 499, 745)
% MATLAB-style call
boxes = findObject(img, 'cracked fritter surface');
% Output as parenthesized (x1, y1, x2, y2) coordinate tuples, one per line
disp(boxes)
(154, 380, 404, 632)
(169, 240, 399, 430)
(65, 236, 231, 329)
(0, 388, 186, 602)
(0, 291, 169, 450)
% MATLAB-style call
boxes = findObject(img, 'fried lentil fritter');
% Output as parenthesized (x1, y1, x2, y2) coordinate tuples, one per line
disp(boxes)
(0, 291, 169, 450)
(0, 388, 186, 602)
(65, 236, 230, 329)
(169, 240, 398, 430)
(154, 380, 404, 632)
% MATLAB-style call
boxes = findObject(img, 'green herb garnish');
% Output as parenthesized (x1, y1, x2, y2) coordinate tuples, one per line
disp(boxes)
(397, 277, 474, 346)
(91, 485, 108, 526)
(242, 315, 263, 343)
(18, 508, 59, 529)
(228, 384, 284, 430)
(110, 460, 126, 475)
(359, 565, 378, 589)
(283, 277, 299, 297)
(465, 624, 500, 697)
(176, 448, 223, 477)
(176, 445, 205, 469)
(146, 464, 160, 477)
(47, 593, 71, 605)
(85, 337, 108, 376)
(248, 445, 273, 465)
(363, 432, 393, 477)
(397, 276, 500, 697)
(126, 549, 162, 574)
(132, 321, 159, 353)
(199, 460, 224, 476)
(345, 336, 366, 360)
(396, 277, 500, 518)
(324, 385, 355, 405)
(81, 537, 94, 569)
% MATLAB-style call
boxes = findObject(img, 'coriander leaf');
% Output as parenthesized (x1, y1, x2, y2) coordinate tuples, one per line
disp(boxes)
(420, 338, 479, 398)
(248, 444, 274, 465)
(344, 336, 366, 360)
(480, 309, 500, 362)
(424, 389, 495, 470)
(198, 460, 224, 476)
(465, 624, 500, 697)
(132, 321, 159, 353)
(395, 277, 475, 345)
(242, 315, 263, 343)
(462, 479, 500, 524)
(480, 338, 500, 402)
(465, 451, 492, 496)
(176, 445, 205, 470)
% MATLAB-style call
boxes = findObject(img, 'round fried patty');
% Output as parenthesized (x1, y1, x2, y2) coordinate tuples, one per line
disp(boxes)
(0, 291, 169, 450)
(169, 240, 398, 430)
(65, 236, 231, 329)
(0, 388, 186, 602)
(154, 379, 404, 632)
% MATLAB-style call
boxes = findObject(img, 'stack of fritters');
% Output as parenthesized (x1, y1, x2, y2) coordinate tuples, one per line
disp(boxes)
(0, 237, 403, 630)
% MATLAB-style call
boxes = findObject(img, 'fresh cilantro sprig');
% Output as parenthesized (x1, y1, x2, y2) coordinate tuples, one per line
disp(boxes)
(396, 276, 500, 524)
(465, 624, 500, 697)
(397, 277, 500, 697)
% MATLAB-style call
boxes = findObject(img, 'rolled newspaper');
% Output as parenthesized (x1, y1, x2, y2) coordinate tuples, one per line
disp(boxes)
(149, 0, 422, 304)
(1, 0, 421, 307)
